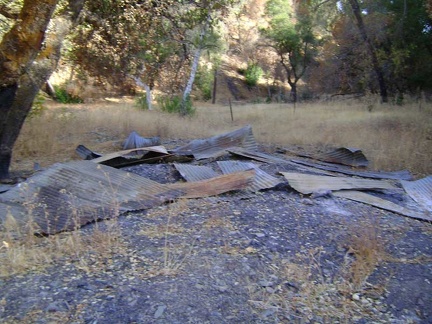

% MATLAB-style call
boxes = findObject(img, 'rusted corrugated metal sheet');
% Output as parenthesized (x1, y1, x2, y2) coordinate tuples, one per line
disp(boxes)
(290, 159, 412, 181)
(173, 163, 220, 182)
(0, 161, 255, 235)
(280, 172, 396, 195)
(333, 190, 432, 222)
(227, 148, 290, 164)
(75, 145, 102, 160)
(170, 170, 255, 198)
(319, 147, 369, 167)
(401, 176, 432, 213)
(217, 161, 283, 192)
(91, 146, 172, 168)
(0, 161, 182, 235)
(171, 125, 257, 160)
(123, 131, 160, 149)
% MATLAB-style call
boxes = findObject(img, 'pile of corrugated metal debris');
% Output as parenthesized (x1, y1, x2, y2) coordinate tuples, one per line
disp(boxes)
(0, 125, 431, 235)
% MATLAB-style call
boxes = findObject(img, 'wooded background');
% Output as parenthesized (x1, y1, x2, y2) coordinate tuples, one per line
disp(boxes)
(0, 0, 431, 179)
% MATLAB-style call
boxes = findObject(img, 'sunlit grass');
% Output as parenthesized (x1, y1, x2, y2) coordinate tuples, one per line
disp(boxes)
(13, 98, 432, 177)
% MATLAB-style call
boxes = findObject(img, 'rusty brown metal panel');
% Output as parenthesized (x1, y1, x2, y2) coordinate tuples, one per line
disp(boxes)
(171, 125, 257, 160)
(280, 172, 396, 195)
(401, 176, 432, 213)
(0, 161, 256, 235)
(217, 161, 283, 192)
(170, 170, 255, 198)
(173, 163, 220, 182)
(0, 161, 182, 235)
(334, 190, 432, 222)
(320, 147, 369, 167)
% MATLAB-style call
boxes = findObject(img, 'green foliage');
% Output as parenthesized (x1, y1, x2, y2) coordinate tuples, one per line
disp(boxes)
(135, 93, 149, 110)
(157, 95, 195, 116)
(28, 92, 47, 118)
(54, 85, 83, 104)
(244, 63, 263, 87)
(195, 65, 214, 101)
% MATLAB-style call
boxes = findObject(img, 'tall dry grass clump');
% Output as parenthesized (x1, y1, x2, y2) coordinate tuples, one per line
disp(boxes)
(12, 97, 432, 177)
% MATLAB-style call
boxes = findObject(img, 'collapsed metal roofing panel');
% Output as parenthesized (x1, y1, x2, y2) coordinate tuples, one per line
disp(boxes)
(401, 176, 432, 213)
(280, 172, 396, 195)
(217, 161, 283, 192)
(75, 145, 102, 160)
(171, 125, 257, 160)
(123, 131, 161, 149)
(319, 147, 369, 167)
(0, 161, 182, 235)
(170, 170, 255, 198)
(333, 190, 432, 222)
(0, 161, 254, 235)
(227, 148, 290, 164)
(290, 159, 412, 181)
(173, 163, 220, 182)
(91, 146, 171, 168)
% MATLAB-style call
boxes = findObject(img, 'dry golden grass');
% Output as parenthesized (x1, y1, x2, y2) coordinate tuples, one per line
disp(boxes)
(12, 97, 432, 178)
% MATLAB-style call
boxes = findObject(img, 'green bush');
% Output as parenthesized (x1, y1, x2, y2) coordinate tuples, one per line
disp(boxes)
(195, 66, 213, 101)
(157, 95, 195, 115)
(244, 63, 263, 87)
(54, 85, 83, 104)
(135, 93, 149, 110)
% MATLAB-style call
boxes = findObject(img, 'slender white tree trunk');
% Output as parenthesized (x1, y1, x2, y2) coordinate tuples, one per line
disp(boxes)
(130, 75, 153, 110)
(181, 13, 212, 115)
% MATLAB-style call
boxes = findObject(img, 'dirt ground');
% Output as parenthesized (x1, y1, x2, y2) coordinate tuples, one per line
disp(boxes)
(1, 142, 431, 323)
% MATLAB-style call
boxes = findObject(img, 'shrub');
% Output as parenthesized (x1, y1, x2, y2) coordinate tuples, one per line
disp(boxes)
(195, 66, 213, 101)
(135, 93, 149, 110)
(54, 85, 83, 104)
(157, 95, 195, 116)
(244, 63, 263, 87)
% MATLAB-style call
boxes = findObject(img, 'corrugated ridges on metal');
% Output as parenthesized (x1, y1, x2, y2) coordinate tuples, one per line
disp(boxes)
(170, 170, 255, 198)
(401, 175, 432, 213)
(290, 159, 412, 180)
(334, 190, 432, 222)
(227, 148, 290, 164)
(280, 172, 396, 195)
(171, 125, 257, 159)
(320, 147, 369, 167)
(173, 163, 220, 182)
(0, 161, 182, 234)
(217, 161, 283, 192)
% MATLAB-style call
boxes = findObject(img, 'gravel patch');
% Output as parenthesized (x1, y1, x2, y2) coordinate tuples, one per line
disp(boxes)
(1, 144, 431, 323)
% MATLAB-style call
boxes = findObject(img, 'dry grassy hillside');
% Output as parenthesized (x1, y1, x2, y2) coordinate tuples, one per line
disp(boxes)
(12, 97, 432, 179)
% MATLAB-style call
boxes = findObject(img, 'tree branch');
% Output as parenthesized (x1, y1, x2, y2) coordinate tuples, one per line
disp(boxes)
(0, 4, 19, 20)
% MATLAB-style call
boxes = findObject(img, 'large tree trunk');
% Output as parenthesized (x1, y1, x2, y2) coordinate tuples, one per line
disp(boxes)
(348, 0, 388, 103)
(0, 0, 59, 179)
(0, 0, 84, 179)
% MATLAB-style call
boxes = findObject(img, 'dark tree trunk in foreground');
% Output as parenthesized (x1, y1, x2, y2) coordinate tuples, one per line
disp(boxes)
(0, 0, 83, 179)
(0, 0, 58, 179)
(348, 0, 388, 103)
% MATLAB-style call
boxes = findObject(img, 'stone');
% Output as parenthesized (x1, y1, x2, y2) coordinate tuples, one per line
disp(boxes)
(154, 305, 167, 319)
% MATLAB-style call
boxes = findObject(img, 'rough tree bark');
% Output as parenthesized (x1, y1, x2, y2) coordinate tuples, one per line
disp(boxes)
(0, 0, 84, 179)
(348, 0, 388, 103)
